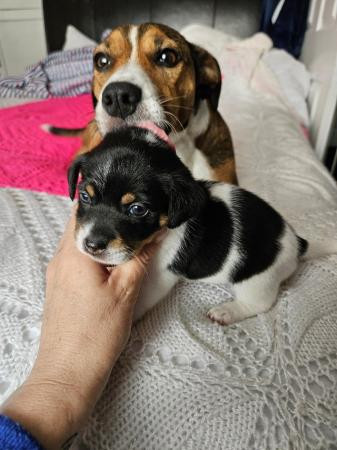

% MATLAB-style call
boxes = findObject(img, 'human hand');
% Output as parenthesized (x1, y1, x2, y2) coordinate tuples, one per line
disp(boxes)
(1, 206, 164, 449)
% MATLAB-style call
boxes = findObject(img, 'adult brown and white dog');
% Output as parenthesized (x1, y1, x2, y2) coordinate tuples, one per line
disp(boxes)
(49, 23, 237, 184)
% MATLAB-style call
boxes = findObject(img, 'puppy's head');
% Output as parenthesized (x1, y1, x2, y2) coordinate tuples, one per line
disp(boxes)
(93, 23, 221, 135)
(68, 127, 206, 265)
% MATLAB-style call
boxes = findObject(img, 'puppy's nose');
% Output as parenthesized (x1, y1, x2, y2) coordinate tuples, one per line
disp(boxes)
(102, 82, 142, 118)
(84, 236, 108, 255)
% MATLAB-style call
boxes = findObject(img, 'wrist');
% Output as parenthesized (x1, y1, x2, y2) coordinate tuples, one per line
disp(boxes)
(1, 375, 83, 449)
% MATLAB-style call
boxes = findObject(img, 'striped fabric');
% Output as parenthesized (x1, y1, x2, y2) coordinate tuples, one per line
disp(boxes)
(0, 47, 94, 99)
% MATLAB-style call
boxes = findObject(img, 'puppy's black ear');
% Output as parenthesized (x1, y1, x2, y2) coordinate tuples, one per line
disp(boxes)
(166, 173, 207, 228)
(67, 155, 86, 200)
(189, 43, 221, 110)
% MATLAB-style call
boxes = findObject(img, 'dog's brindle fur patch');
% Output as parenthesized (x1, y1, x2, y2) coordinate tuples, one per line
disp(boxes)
(79, 23, 236, 184)
(196, 109, 237, 184)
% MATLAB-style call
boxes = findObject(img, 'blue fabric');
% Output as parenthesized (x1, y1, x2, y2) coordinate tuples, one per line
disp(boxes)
(0, 415, 42, 450)
(260, 0, 310, 58)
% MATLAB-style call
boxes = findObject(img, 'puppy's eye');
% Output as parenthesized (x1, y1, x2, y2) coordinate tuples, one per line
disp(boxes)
(94, 52, 111, 71)
(155, 48, 179, 68)
(127, 203, 149, 217)
(79, 191, 91, 204)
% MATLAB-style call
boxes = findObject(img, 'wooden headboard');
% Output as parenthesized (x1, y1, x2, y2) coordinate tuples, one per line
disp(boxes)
(42, 0, 262, 52)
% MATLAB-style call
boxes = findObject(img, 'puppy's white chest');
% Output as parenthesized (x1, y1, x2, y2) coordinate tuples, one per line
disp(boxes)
(134, 225, 186, 321)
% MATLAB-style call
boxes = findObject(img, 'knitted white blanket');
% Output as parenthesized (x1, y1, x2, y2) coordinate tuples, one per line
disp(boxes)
(1, 35, 337, 449)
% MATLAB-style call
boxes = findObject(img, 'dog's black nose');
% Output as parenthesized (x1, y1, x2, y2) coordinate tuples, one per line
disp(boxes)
(102, 82, 142, 118)
(84, 236, 108, 255)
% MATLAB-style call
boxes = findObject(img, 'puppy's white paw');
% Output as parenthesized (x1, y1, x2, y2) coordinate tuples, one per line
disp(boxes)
(207, 301, 250, 325)
(207, 303, 235, 326)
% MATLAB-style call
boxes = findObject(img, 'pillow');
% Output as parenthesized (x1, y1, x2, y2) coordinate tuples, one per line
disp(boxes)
(62, 25, 97, 50)
(181, 23, 239, 51)
(182, 24, 272, 86)
(262, 49, 311, 126)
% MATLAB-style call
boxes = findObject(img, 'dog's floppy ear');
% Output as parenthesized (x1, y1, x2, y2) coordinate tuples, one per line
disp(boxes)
(189, 43, 221, 110)
(67, 155, 87, 200)
(164, 172, 207, 228)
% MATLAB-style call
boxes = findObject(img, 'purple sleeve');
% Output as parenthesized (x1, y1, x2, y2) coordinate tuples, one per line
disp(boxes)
(0, 415, 42, 449)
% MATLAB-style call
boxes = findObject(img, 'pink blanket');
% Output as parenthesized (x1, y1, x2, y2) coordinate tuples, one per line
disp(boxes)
(0, 95, 93, 196)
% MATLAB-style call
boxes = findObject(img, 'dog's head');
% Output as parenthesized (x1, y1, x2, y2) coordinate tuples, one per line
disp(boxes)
(67, 126, 207, 265)
(93, 23, 221, 136)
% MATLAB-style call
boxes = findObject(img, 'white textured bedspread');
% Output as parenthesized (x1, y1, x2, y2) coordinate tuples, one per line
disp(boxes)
(1, 76, 337, 450)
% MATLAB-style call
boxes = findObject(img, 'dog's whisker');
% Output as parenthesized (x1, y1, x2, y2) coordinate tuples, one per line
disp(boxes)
(142, 93, 185, 103)
(158, 117, 173, 132)
(160, 118, 178, 135)
(159, 95, 188, 104)
(162, 103, 194, 111)
(164, 111, 184, 132)
(160, 121, 173, 134)
(157, 96, 194, 111)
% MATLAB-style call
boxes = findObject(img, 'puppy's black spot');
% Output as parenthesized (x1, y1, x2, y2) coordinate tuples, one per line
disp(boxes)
(297, 236, 308, 256)
(169, 188, 233, 279)
(230, 189, 284, 283)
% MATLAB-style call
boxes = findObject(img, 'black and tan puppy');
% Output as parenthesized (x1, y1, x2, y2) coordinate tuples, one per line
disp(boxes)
(68, 126, 336, 324)
(49, 23, 236, 183)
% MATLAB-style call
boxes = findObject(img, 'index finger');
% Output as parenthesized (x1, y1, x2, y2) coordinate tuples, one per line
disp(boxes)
(55, 203, 78, 254)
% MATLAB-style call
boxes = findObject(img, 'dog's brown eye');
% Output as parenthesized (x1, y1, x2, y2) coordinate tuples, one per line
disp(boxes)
(156, 48, 179, 68)
(127, 203, 149, 217)
(94, 52, 111, 71)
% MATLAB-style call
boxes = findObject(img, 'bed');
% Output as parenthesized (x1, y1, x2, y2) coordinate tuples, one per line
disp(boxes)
(0, 1, 337, 449)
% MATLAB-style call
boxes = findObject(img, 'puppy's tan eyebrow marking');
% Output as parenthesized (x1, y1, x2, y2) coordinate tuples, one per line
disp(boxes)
(121, 193, 136, 204)
(86, 184, 95, 197)
(159, 214, 168, 227)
